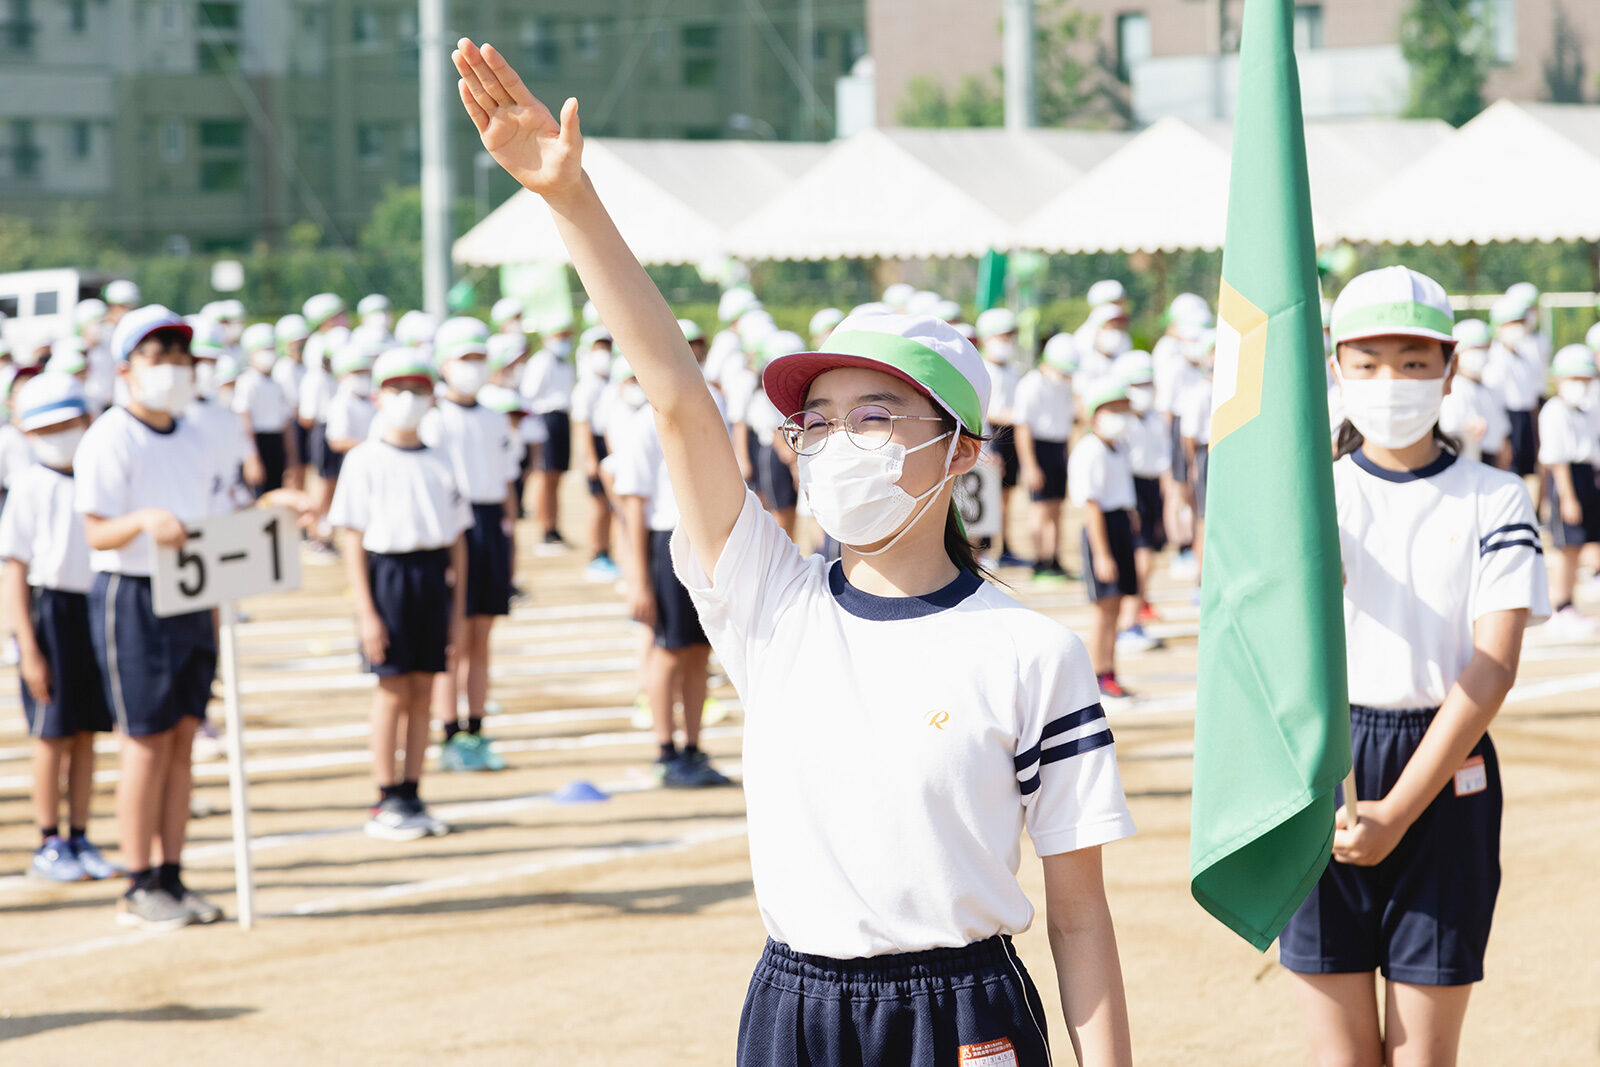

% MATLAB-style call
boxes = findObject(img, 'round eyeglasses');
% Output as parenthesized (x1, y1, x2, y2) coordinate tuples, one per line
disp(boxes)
(780, 405, 946, 456)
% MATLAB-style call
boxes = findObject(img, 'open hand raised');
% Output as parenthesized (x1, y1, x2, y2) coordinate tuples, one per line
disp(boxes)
(453, 38, 583, 200)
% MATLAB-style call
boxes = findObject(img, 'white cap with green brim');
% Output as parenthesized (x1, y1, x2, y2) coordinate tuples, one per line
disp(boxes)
(1330, 266, 1454, 346)
(759, 330, 806, 370)
(303, 292, 345, 329)
(718, 287, 760, 323)
(1451, 318, 1491, 350)
(434, 316, 490, 363)
(214, 353, 242, 386)
(809, 308, 844, 338)
(490, 297, 523, 327)
(487, 333, 527, 370)
(1086, 380, 1129, 415)
(1167, 292, 1213, 327)
(275, 313, 310, 344)
(395, 310, 438, 346)
(1117, 350, 1154, 386)
(241, 322, 276, 355)
(678, 318, 703, 343)
(1504, 282, 1538, 308)
(975, 307, 1017, 339)
(358, 294, 390, 316)
(762, 312, 991, 436)
(479, 384, 526, 415)
(611, 356, 635, 383)
(332, 340, 379, 377)
(579, 325, 612, 351)
(1550, 344, 1596, 379)
(74, 298, 107, 327)
(188, 318, 225, 359)
(1489, 295, 1529, 328)
(373, 349, 436, 388)
(47, 337, 89, 376)
(1042, 332, 1078, 374)
(907, 290, 942, 316)
(1587, 322, 1600, 350)
(882, 283, 915, 310)
(1087, 279, 1126, 308)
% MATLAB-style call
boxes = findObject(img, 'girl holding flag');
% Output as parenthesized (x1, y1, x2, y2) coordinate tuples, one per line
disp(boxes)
(454, 37, 1134, 1067)
(1281, 267, 1548, 1066)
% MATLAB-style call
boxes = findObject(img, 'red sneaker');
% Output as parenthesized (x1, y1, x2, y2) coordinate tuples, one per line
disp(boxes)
(1137, 602, 1162, 624)
(1097, 675, 1128, 700)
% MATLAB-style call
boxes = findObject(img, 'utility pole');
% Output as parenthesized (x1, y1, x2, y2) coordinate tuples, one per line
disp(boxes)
(798, 0, 817, 137)
(419, 0, 452, 317)
(1003, 0, 1036, 130)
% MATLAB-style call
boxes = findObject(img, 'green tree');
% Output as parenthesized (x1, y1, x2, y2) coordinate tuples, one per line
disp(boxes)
(1399, 0, 1490, 127)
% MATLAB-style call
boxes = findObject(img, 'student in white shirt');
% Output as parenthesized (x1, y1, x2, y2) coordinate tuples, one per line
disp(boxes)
(570, 338, 618, 581)
(520, 323, 578, 548)
(1439, 319, 1512, 469)
(0, 374, 119, 884)
(1117, 353, 1170, 651)
(1069, 383, 1140, 702)
(330, 349, 470, 841)
(186, 319, 259, 506)
(358, 293, 393, 336)
(325, 344, 377, 460)
(728, 330, 802, 540)
(1484, 295, 1545, 477)
(1175, 331, 1215, 574)
(1013, 332, 1076, 580)
(1538, 344, 1600, 636)
(1282, 267, 1548, 1067)
(234, 323, 296, 494)
(274, 312, 313, 491)
(420, 317, 519, 773)
(456, 41, 1134, 1064)
(975, 307, 1027, 568)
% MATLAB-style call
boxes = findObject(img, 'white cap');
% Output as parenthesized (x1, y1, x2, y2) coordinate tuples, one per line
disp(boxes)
(479, 383, 527, 416)
(1087, 279, 1127, 308)
(15, 373, 89, 432)
(1551, 343, 1596, 379)
(1488, 295, 1526, 328)
(1587, 322, 1600, 351)
(881, 283, 916, 311)
(434, 316, 490, 362)
(332, 336, 381, 377)
(1041, 332, 1078, 374)
(579, 325, 613, 351)
(74, 298, 107, 327)
(717, 286, 761, 323)
(849, 302, 893, 318)
(490, 297, 524, 328)
(906, 290, 943, 316)
(215, 299, 245, 322)
(394, 309, 439, 346)
(112, 305, 190, 363)
(275, 313, 311, 343)
(758, 330, 806, 370)
(1085, 302, 1130, 329)
(103, 280, 141, 306)
(214, 353, 243, 386)
(47, 337, 89, 376)
(1451, 318, 1492, 350)
(974, 307, 1018, 339)
(678, 318, 704, 343)
(738, 312, 778, 354)
(241, 322, 276, 355)
(487, 332, 528, 370)
(357, 293, 391, 316)
(188, 317, 226, 359)
(1116, 350, 1154, 385)
(302, 292, 345, 329)
(934, 299, 964, 323)
(1330, 265, 1454, 346)
(1167, 292, 1213, 327)
(952, 321, 977, 342)
(1504, 282, 1538, 309)
(581, 299, 600, 328)
(809, 307, 845, 339)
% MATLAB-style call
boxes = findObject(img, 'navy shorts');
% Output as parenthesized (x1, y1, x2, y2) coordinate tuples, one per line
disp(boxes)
(1506, 407, 1537, 477)
(755, 443, 798, 511)
(1027, 438, 1067, 503)
(1168, 418, 1188, 484)
(465, 502, 512, 617)
(648, 529, 707, 649)
(1133, 476, 1166, 551)
(22, 588, 113, 739)
(89, 573, 215, 738)
(993, 428, 1020, 489)
(291, 421, 311, 469)
(1082, 507, 1139, 602)
(538, 411, 571, 472)
(1280, 705, 1502, 986)
(313, 423, 345, 480)
(366, 547, 453, 676)
(739, 935, 1051, 1067)
(1548, 461, 1600, 548)
(254, 431, 287, 495)
(587, 432, 609, 497)
(1191, 443, 1210, 519)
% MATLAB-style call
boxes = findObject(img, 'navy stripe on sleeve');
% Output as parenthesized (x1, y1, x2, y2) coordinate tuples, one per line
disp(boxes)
(1481, 537, 1543, 556)
(1014, 703, 1107, 772)
(1017, 730, 1115, 796)
(1479, 523, 1538, 553)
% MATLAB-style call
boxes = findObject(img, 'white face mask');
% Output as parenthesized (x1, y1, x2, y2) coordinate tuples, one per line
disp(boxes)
(1095, 411, 1132, 442)
(380, 390, 431, 431)
(1127, 385, 1154, 413)
(346, 372, 372, 398)
(1496, 323, 1526, 348)
(1558, 379, 1593, 409)
(546, 337, 573, 359)
(443, 360, 489, 396)
(1095, 329, 1129, 357)
(250, 351, 276, 374)
(1335, 369, 1445, 449)
(1455, 347, 1487, 380)
(619, 382, 646, 410)
(135, 363, 194, 414)
(797, 430, 956, 550)
(30, 426, 85, 469)
(984, 339, 1017, 365)
(581, 349, 612, 380)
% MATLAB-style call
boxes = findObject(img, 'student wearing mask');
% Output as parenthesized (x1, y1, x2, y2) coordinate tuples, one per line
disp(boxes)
(1484, 295, 1545, 478)
(1439, 319, 1511, 469)
(975, 307, 1027, 569)
(234, 323, 296, 495)
(1116, 353, 1169, 651)
(1013, 332, 1077, 580)
(1537, 344, 1600, 638)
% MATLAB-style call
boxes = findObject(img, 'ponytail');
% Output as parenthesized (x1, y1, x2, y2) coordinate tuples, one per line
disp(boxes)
(935, 413, 1000, 584)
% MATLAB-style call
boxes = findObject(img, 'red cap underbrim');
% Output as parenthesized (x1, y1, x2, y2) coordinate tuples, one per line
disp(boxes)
(761, 352, 938, 423)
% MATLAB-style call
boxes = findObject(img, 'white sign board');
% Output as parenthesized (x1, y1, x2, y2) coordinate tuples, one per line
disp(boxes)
(953, 460, 1004, 540)
(152, 507, 301, 617)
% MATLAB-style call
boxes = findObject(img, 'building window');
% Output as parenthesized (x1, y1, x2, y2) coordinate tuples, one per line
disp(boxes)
(200, 158, 243, 191)
(682, 24, 717, 50)
(160, 118, 185, 164)
(69, 0, 87, 33)
(1115, 12, 1151, 83)
(1293, 5, 1323, 50)
(71, 120, 91, 159)
(352, 6, 379, 47)
(357, 123, 385, 168)
(402, 123, 421, 181)
(11, 118, 40, 178)
(520, 16, 558, 73)
(2, 0, 37, 52)
(199, 120, 245, 150)
(574, 18, 600, 63)
(157, 1, 181, 39)
(682, 23, 717, 88)
(1471, 0, 1517, 63)
(397, 9, 417, 71)
(197, 1, 238, 31)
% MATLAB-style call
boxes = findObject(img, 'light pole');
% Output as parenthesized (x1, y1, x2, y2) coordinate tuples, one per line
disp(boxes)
(419, 0, 452, 318)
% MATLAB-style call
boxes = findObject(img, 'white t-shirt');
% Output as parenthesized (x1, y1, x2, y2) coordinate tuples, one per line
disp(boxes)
(1484, 340, 1544, 412)
(1439, 377, 1510, 463)
(0, 464, 92, 592)
(299, 364, 335, 423)
(1013, 369, 1075, 442)
(611, 392, 730, 531)
(518, 348, 575, 414)
(1068, 433, 1136, 511)
(1071, 350, 1115, 395)
(75, 407, 231, 576)
(983, 360, 1022, 425)
(725, 368, 786, 446)
(1176, 374, 1213, 446)
(0, 423, 33, 490)
(325, 387, 376, 446)
(271, 358, 306, 406)
(670, 491, 1135, 957)
(418, 398, 519, 505)
(86, 341, 116, 411)
(328, 440, 473, 554)
(570, 374, 607, 429)
(1151, 336, 1188, 415)
(1336, 450, 1550, 710)
(233, 367, 294, 432)
(1536, 396, 1600, 466)
(185, 395, 252, 503)
(1126, 410, 1172, 478)
(702, 330, 745, 392)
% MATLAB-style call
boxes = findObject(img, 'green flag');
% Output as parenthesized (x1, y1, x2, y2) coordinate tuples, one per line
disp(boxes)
(1188, 0, 1351, 951)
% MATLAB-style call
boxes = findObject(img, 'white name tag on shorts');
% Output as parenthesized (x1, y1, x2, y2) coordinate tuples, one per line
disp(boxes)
(1454, 755, 1487, 797)
(959, 1037, 1018, 1065)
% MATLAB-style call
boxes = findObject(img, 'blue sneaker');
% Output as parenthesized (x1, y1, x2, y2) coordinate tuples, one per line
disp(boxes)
(68, 837, 122, 880)
(439, 733, 474, 773)
(585, 554, 621, 582)
(997, 551, 1030, 569)
(31, 837, 87, 882)
(662, 751, 733, 788)
(441, 732, 503, 772)
(470, 732, 507, 772)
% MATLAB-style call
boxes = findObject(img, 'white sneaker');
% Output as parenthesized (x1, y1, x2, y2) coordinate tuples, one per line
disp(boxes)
(1115, 626, 1161, 654)
(1543, 605, 1600, 641)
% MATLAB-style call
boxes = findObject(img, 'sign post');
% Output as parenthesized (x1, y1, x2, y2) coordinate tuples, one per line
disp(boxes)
(151, 507, 302, 930)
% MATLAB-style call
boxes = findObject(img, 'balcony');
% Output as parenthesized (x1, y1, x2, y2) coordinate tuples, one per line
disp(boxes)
(1132, 45, 1409, 124)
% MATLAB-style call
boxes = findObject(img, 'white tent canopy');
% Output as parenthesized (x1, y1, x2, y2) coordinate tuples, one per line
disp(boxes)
(1334, 100, 1600, 245)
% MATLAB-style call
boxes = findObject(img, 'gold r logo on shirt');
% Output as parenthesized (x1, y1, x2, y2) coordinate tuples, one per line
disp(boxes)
(925, 711, 950, 730)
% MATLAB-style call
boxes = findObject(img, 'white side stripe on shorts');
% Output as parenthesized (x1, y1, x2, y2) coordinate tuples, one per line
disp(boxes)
(103, 575, 130, 734)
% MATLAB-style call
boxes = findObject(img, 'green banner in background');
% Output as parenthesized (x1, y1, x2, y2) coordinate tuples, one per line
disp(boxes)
(976, 249, 1008, 313)
(500, 262, 575, 335)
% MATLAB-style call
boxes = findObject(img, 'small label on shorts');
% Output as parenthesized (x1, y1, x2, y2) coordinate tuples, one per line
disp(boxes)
(1454, 755, 1487, 797)
(959, 1037, 1018, 1065)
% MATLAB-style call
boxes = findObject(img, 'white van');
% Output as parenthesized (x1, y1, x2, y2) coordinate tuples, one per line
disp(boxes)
(0, 268, 117, 357)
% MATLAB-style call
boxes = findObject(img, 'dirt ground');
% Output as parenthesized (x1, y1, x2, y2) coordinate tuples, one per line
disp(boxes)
(0, 486, 1595, 1065)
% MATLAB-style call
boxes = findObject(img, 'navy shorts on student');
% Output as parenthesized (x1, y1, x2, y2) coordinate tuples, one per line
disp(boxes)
(315, 425, 345, 480)
(464, 502, 512, 617)
(1280, 705, 1502, 986)
(254, 431, 287, 495)
(648, 529, 707, 649)
(365, 548, 453, 676)
(538, 411, 571, 472)
(756, 444, 798, 511)
(994, 429, 1020, 489)
(1548, 461, 1600, 548)
(292, 421, 311, 471)
(738, 935, 1051, 1067)
(88, 574, 216, 737)
(22, 588, 113, 739)
(1028, 439, 1067, 503)
(1133, 476, 1166, 551)
(1506, 408, 1537, 477)
(1082, 508, 1139, 602)
(587, 432, 609, 497)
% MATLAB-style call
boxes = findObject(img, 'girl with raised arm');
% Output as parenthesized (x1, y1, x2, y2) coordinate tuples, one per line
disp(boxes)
(455, 39, 1135, 1067)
